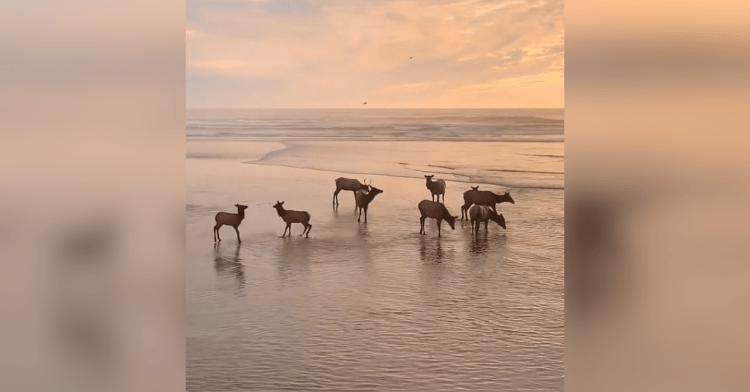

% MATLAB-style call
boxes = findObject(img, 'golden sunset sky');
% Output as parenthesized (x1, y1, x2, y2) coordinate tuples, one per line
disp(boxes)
(186, 0, 563, 108)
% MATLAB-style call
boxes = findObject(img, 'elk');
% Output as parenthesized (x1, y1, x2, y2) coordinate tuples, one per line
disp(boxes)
(418, 200, 459, 237)
(333, 178, 371, 206)
(272, 201, 312, 238)
(214, 204, 248, 243)
(355, 186, 383, 223)
(469, 205, 506, 234)
(425, 175, 447, 203)
(461, 190, 515, 220)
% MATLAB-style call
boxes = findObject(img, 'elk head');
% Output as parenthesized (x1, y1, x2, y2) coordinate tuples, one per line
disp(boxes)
(362, 178, 372, 192)
(445, 214, 459, 230)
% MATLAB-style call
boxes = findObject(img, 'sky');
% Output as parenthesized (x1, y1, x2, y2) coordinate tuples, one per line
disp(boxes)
(186, 0, 564, 108)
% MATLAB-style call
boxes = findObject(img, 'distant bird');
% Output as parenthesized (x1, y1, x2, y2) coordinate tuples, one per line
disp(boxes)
(410, 56, 412, 59)
(363, 102, 367, 105)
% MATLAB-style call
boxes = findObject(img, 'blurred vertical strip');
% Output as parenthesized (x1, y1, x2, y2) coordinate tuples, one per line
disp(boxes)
(0, 1, 185, 392)
(566, 1, 750, 391)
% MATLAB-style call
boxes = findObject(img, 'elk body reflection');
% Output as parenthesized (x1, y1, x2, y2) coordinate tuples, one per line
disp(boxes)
(213, 242, 245, 292)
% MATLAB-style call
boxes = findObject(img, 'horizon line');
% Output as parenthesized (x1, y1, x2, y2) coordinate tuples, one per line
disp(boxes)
(186, 107, 565, 110)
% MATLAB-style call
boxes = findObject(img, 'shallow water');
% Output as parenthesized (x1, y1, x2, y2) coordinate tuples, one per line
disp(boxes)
(187, 109, 563, 391)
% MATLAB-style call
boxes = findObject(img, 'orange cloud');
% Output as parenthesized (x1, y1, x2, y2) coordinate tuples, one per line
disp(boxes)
(186, 0, 564, 108)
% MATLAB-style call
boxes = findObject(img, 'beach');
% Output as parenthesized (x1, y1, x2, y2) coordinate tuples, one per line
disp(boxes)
(186, 109, 564, 391)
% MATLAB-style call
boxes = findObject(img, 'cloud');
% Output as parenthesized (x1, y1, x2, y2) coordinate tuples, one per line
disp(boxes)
(191, 60, 250, 69)
(385, 11, 407, 21)
(187, 0, 564, 108)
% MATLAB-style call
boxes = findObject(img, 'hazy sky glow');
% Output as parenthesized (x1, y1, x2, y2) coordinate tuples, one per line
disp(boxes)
(187, 0, 563, 108)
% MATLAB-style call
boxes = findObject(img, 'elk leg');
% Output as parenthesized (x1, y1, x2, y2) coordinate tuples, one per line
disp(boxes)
(358, 207, 362, 222)
(437, 218, 442, 236)
(234, 226, 241, 242)
(215, 224, 222, 242)
(306, 224, 312, 238)
(485, 220, 488, 235)
(364, 207, 368, 223)
(462, 203, 471, 220)
(419, 216, 426, 234)
(333, 188, 341, 205)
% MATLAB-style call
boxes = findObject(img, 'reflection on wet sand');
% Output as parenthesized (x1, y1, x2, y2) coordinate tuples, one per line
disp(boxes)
(213, 243, 245, 291)
(187, 141, 563, 391)
(469, 232, 507, 257)
(470, 236, 489, 255)
(420, 236, 446, 264)
(275, 237, 312, 286)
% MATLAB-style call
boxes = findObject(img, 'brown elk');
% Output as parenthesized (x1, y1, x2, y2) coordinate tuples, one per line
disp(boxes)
(333, 178, 371, 206)
(461, 190, 515, 220)
(424, 175, 446, 203)
(418, 200, 458, 237)
(272, 201, 312, 238)
(355, 186, 384, 223)
(469, 205, 506, 234)
(214, 204, 248, 243)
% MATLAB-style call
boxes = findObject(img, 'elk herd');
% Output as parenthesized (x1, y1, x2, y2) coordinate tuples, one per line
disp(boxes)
(213, 174, 514, 241)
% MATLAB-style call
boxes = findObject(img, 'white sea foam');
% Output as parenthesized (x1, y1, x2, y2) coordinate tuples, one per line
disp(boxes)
(187, 109, 564, 190)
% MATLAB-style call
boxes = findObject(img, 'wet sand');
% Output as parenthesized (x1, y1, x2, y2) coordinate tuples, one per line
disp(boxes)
(186, 140, 563, 391)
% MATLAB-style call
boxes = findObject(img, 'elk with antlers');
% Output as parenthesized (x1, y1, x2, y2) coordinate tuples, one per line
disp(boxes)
(333, 177, 371, 206)
(355, 185, 383, 223)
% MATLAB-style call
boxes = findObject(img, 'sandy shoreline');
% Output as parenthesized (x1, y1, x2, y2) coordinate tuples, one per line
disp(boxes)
(186, 139, 564, 391)
(187, 139, 564, 190)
